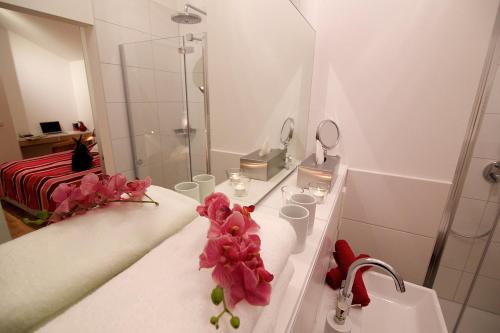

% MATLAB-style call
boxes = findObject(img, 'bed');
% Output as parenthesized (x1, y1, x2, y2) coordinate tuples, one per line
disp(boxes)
(0, 150, 102, 213)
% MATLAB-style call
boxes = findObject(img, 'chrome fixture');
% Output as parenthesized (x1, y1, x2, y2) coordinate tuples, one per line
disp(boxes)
(171, 4, 206, 24)
(335, 258, 406, 325)
(483, 161, 500, 183)
(186, 33, 204, 42)
(316, 119, 340, 163)
(280, 117, 295, 169)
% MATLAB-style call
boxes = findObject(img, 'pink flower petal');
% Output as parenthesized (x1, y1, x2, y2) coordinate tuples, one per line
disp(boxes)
(245, 281, 272, 306)
(51, 183, 73, 203)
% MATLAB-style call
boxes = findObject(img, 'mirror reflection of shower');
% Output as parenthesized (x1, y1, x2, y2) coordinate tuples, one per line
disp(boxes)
(171, 4, 207, 24)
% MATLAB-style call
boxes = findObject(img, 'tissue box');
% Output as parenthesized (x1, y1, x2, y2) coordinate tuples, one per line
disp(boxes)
(297, 154, 340, 191)
(240, 149, 285, 181)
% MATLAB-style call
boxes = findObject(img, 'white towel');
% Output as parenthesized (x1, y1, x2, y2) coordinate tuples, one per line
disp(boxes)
(0, 186, 198, 333)
(36, 211, 296, 333)
(252, 262, 294, 333)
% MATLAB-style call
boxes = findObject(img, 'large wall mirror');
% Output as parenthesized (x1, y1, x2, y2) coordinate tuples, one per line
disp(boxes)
(0, 0, 315, 242)
(0, 7, 100, 241)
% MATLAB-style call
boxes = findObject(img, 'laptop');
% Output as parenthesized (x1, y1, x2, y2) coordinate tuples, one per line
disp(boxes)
(40, 121, 63, 134)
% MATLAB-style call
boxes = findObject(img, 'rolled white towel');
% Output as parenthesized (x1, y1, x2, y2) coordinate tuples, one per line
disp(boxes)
(252, 262, 295, 333)
(0, 186, 198, 333)
(36, 211, 296, 333)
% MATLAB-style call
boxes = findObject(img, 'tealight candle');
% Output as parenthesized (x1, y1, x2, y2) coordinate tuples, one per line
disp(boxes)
(232, 176, 250, 197)
(226, 168, 242, 184)
(308, 182, 329, 204)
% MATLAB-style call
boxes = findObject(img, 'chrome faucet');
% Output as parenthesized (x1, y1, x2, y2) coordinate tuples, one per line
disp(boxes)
(335, 257, 406, 324)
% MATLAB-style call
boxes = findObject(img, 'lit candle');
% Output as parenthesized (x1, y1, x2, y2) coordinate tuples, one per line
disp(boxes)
(234, 183, 246, 196)
(308, 182, 329, 204)
(226, 168, 242, 184)
(229, 173, 240, 183)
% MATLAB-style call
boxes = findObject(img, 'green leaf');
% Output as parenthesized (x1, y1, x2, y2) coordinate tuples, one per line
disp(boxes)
(22, 218, 46, 226)
(36, 210, 50, 219)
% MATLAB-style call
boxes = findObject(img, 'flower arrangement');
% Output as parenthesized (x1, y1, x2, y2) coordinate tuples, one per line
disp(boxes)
(197, 193, 273, 330)
(23, 173, 157, 225)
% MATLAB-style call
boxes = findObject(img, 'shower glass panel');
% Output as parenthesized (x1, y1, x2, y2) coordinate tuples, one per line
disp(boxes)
(432, 58, 500, 333)
(119, 36, 208, 189)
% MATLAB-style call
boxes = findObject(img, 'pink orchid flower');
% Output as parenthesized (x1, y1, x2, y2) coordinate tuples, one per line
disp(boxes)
(51, 183, 75, 204)
(207, 211, 260, 238)
(126, 176, 152, 198)
(196, 192, 231, 221)
(199, 233, 273, 308)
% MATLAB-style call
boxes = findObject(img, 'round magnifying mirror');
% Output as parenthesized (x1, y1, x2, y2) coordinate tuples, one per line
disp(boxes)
(316, 120, 340, 152)
(280, 117, 295, 146)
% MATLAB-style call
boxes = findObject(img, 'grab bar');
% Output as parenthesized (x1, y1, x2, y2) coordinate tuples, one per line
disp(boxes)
(450, 228, 493, 239)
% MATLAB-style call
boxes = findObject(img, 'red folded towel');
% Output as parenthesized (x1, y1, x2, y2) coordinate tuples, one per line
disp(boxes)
(325, 240, 371, 306)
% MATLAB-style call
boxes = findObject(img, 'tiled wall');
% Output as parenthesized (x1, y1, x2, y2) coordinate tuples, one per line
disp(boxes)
(434, 60, 500, 315)
(121, 37, 192, 188)
(91, 0, 207, 183)
(338, 169, 451, 284)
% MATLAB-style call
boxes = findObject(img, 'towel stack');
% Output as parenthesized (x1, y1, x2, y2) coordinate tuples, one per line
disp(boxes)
(0, 186, 198, 333)
(36, 211, 297, 333)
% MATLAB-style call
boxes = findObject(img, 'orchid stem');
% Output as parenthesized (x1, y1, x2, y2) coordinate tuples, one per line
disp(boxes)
(221, 288, 234, 317)
(144, 193, 159, 206)
(110, 199, 158, 204)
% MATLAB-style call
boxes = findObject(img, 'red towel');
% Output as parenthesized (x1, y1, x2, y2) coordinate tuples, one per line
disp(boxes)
(325, 240, 371, 306)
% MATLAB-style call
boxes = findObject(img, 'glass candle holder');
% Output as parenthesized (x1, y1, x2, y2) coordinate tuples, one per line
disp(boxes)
(226, 168, 242, 184)
(232, 176, 251, 197)
(281, 185, 304, 206)
(308, 182, 330, 204)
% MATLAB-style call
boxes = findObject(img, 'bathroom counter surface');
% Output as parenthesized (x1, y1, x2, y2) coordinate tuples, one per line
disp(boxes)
(254, 165, 347, 332)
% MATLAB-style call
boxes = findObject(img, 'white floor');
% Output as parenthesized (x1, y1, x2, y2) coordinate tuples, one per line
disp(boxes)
(439, 298, 500, 333)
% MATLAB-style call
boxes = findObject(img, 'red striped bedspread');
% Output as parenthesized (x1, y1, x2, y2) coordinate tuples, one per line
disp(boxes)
(0, 151, 102, 212)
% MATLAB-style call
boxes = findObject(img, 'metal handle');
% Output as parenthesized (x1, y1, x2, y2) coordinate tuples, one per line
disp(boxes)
(483, 161, 500, 183)
(451, 228, 493, 239)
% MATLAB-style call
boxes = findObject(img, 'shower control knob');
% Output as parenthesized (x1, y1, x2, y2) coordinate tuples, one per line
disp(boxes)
(483, 161, 500, 184)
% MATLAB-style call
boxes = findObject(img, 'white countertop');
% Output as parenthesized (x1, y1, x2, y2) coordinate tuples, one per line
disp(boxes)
(216, 164, 348, 332)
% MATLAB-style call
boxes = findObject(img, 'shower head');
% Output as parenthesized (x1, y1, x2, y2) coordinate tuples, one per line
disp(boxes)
(171, 12, 202, 24)
(171, 4, 206, 24)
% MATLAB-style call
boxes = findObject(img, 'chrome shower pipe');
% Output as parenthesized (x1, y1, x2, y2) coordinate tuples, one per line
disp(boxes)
(184, 4, 206, 16)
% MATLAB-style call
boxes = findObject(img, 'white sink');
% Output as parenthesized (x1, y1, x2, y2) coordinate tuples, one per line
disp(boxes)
(345, 271, 447, 333)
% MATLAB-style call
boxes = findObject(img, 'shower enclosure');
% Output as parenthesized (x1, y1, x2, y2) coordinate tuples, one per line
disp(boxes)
(119, 34, 209, 190)
(426, 11, 500, 333)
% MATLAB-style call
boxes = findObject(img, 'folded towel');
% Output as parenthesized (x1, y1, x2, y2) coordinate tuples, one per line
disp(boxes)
(326, 253, 371, 290)
(36, 211, 296, 333)
(0, 186, 198, 333)
(325, 240, 371, 306)
(251, 262, 294, 333)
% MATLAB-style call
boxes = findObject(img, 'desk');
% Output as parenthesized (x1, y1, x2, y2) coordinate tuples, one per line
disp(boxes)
(19, 131, 91, 158)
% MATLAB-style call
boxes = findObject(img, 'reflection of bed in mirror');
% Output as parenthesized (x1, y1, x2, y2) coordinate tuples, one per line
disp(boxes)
(0, 147, 101, 237)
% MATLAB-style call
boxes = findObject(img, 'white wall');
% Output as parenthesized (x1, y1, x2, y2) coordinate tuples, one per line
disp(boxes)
(8, 31, 79, 134)
(0, 24, 28, 134)
(207, 0, 314, 180)
(0, 78, 22, 163)
(70, 60, 94, 130)
(0, 9, 94, 135)
(301, 0, 500, 284)
(0, 0, 93, 25)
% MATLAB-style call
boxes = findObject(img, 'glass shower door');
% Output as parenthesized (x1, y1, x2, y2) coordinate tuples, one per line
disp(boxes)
(119, 36, 207, 189)
(432, 56, 500, 332)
